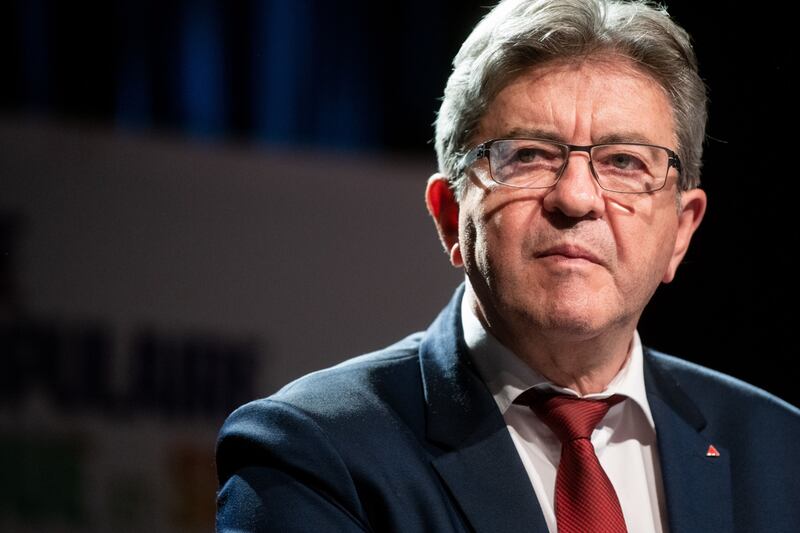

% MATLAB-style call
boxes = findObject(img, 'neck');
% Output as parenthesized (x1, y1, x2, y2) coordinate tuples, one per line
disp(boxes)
(466, 290, 635, 396)
(515, 330, 632, 395)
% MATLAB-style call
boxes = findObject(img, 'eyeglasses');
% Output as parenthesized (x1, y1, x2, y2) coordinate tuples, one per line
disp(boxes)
(458, 138, 682, 194)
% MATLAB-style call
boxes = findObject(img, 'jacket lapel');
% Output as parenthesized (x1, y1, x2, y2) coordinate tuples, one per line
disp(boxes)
(421, 287, 549, 533)
(644, 350, 734, 532)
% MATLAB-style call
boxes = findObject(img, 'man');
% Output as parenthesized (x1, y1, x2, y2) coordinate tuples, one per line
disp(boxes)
(216, 0, 800, 531)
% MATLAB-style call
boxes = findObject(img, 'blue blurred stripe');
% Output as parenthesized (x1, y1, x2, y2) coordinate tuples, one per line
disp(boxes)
(252, 0, 313, 144)
(179, 0, 227, 137)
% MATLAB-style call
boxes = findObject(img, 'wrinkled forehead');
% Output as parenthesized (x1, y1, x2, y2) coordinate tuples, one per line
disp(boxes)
(473, 54, 678, 148)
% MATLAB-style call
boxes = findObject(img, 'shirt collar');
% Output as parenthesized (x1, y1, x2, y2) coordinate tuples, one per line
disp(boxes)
(461, 288, 656, 431)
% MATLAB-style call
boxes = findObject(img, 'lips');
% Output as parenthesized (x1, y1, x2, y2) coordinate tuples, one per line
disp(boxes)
(535, 244, 605, 266)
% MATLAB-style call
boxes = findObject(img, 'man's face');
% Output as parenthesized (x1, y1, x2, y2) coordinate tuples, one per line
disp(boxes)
(429, 57, 706, 345)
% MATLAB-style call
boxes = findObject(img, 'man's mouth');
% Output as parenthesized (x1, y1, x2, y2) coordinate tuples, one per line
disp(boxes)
(535, 244, 604, 266)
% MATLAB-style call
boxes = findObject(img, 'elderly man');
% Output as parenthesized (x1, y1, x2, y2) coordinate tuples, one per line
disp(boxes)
(216, 1, 800, 531)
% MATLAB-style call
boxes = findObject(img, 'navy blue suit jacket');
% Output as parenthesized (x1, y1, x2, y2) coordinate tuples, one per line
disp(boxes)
(216, 287, 800, 532)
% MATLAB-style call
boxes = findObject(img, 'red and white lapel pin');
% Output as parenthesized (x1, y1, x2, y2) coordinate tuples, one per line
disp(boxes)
(705, 444, 721, 457)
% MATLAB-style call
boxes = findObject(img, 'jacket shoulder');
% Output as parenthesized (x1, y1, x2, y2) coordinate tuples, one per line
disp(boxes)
(646, 348, 800, 423)
(216, 332, 428, 476)
(273, 332, 424, 413)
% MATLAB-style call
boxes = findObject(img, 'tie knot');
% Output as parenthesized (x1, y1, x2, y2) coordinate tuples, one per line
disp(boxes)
(522, 392, 625, 442)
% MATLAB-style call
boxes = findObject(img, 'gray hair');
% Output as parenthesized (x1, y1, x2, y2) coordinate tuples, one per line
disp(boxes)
(435, 0, 707, 196)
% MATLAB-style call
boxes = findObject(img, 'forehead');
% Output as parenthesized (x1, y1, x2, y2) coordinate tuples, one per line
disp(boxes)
(476, 57, 677, 148)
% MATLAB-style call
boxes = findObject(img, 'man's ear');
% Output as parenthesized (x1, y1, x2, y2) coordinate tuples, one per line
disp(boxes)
(663, 187, 707, 283)
(425, 173, 463, 267)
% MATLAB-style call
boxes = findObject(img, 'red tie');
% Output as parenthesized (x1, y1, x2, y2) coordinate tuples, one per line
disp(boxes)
(526, 393, 627, 533)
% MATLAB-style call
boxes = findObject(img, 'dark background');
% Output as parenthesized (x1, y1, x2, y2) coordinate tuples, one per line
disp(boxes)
(1, 0, 797, 471)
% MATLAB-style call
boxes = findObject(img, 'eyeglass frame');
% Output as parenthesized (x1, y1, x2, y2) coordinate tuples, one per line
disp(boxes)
(457, 137, 683, 194)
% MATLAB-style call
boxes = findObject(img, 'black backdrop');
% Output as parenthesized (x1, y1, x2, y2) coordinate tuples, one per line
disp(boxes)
(2, 0, 798, 407)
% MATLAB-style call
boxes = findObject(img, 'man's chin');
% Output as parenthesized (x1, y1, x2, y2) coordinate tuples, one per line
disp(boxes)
(508, 303, 621, 342)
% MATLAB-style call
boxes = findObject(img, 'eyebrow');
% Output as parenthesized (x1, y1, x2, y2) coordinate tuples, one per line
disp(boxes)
(500, 127, 657, 146)
(595, 131, 657, 145)
(503, 127, 564, 142)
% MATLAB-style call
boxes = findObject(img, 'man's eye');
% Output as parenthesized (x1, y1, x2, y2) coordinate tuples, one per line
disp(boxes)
(514, 148, 553, 163)
(608, 153, 645, 170)
(517, 149, 539, 162)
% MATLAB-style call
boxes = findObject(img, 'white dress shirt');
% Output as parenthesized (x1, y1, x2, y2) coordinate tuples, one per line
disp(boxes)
(461, 294, 668, 533)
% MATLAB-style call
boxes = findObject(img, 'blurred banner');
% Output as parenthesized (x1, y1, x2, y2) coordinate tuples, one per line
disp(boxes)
(0, 117, 461, 532)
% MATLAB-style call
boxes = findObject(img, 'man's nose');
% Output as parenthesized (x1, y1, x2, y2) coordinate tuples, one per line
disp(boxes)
(541, 152, 606, 219)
